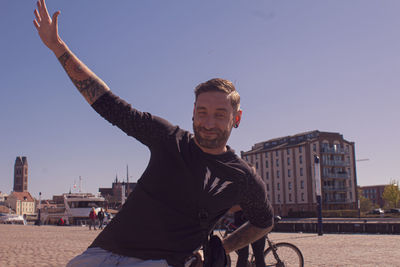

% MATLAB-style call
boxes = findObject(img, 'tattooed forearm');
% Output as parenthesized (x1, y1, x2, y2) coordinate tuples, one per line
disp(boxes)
(222, 222, 272, 253)
(58, 51, 109, 105)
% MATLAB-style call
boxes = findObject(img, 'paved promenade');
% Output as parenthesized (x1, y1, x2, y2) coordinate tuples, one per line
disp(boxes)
(0, 224, 399, 267)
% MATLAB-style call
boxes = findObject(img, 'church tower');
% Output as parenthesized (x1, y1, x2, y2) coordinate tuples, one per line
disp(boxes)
(14, 156, 28, 192)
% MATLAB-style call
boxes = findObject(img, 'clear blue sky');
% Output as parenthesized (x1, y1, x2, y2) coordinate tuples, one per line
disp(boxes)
(1, 0, 399, 199)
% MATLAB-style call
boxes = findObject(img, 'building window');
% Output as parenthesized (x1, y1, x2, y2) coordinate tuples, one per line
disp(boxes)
(288, 169, 291, 177)
(300, 168, 303, 176)
(278, 194, 281, 203)
(349, 191, 352, 200)
(299, 146, 303, 153)
(288, 181, 292, 190)
(277, 170, 280, 178)
(266, 172, 269, 179)
(276, 159, 279, 167)
(265, 152, 268, 158)
(301, 180, 304, 189)
(289, 193, 292, 202)
(277, 183, 280, 190)
(313, 143, 316, 152)
(256, 154, 259, 160)
(287, 148, 290, 155)
(276, 151, 279, 157)
(287, 157, 290, 166)
(301, 193, 304, 201)
(265, 160, 269, 168)
(299, 155, 303, 164)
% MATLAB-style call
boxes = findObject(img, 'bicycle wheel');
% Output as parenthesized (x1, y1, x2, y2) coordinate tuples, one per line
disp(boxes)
(264, 242, 304, 267)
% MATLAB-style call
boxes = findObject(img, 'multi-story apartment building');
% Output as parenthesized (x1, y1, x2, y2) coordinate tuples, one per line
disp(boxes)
(241, 130, 358, 216)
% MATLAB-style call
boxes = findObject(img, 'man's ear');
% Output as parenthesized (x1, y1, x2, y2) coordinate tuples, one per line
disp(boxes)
(233, 110, 242, 128)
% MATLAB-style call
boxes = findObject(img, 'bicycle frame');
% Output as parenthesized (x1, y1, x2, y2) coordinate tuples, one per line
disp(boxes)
(265, 235, 284, 267)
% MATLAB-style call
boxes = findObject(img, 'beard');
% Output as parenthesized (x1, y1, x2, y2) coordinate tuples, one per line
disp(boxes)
(193, 123, 231, 150)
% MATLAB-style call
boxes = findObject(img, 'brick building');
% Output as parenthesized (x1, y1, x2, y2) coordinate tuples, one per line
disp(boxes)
(360, 185, 386, 208)
(241, 130, 358, 217)
(14, 156, 28, 192)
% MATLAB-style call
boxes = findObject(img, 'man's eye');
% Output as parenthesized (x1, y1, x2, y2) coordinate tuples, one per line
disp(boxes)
(216, 114, 225, 118)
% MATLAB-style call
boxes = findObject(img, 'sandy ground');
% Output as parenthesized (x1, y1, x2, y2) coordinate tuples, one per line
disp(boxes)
(0, 224, 399, 267)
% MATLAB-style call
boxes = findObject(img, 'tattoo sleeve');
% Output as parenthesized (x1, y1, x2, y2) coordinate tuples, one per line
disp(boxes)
(58, 51, 110, 105)
(222, 222, 273, 253)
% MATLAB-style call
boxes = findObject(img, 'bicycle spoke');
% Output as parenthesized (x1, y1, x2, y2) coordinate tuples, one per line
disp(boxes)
(264, 243, 304, 267)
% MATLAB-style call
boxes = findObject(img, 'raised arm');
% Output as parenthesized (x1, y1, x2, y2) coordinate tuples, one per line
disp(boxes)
(33, 0, 109, 105)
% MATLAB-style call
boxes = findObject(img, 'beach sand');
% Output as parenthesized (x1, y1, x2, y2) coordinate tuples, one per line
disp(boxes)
(0, 224, 399, 267)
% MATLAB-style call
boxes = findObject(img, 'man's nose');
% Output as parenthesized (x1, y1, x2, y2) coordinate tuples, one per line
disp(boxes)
(203, 115, 216, 129)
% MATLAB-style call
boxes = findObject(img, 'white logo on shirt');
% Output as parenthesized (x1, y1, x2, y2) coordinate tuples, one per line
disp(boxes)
(203, 167, 232, 196)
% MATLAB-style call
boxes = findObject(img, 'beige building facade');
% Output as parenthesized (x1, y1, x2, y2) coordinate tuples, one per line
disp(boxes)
(241, 130, 358, 217)
(6, 191, 36, 216)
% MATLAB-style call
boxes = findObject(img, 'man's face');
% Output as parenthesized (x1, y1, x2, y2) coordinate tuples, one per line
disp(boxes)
(193, 91, 241, 154)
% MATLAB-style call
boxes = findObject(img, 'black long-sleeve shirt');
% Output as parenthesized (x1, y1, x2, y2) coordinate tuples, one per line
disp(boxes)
(89, 91, 273, 266)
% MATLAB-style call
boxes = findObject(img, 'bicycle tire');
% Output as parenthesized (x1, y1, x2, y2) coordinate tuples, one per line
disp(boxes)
(263, 242, 304, 267)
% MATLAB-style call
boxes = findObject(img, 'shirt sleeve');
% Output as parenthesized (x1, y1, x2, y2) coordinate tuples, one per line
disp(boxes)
(237, 169, 274, 229)
(91, 91, 178, 147)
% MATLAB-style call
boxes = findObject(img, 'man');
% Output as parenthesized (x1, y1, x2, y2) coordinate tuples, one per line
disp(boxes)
(33, 1, 274, 266)
(97, 208, 105, 230)
(89, 207, 97, 231)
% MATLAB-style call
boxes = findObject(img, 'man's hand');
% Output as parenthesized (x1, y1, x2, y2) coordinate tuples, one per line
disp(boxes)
(33, 0, 65, 57)
(33, 0, 109, 104)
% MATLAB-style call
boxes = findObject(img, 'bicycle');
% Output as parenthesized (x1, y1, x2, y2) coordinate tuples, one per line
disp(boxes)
(216, 216, 304, 267)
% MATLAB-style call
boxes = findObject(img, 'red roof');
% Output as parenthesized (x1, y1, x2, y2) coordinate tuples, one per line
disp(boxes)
(0, 205, 10, 213)
(10, 192, 35, 202)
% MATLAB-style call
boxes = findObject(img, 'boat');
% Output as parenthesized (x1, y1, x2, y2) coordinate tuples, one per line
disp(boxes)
(0, 213, 26, 224)
(40, 192, 111, 225)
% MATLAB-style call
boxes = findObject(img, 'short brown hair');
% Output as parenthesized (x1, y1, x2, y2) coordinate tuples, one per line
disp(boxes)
(194, 78, 240, 112)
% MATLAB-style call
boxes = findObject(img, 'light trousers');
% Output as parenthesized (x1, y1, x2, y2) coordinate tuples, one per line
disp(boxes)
(66, 247, 171, 267)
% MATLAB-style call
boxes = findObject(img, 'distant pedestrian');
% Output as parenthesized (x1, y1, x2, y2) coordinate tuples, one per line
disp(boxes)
(89, 207, 97, 230)
(97, 208, 105, 230)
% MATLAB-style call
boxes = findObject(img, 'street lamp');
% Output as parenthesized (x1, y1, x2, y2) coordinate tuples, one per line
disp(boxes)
(36, 192, 41, 226)
(314, 156, 323, 236)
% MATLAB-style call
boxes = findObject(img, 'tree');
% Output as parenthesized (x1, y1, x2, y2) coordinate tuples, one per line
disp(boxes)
(358, 188, 374, 212)
(382, 180, 400, 209)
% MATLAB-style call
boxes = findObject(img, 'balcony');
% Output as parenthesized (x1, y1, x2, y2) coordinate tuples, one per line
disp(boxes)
(323, 186, 347, 192)
(322, 172, 349, 179)
(322, 159, 350, 167)
(324, 198, 348, 204)
(320, 147, 349, 154)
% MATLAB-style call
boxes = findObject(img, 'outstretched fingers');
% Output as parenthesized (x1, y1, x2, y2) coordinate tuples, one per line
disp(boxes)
(34, 9, 41, 23)
(37, 0, 50, 22)
(33, 19, 39, 30)
(52, 11, 60, 26)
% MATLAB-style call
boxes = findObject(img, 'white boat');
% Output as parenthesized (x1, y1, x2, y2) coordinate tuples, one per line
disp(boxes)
(41, 192, 110, 225)
(0, 213, 26, 224)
